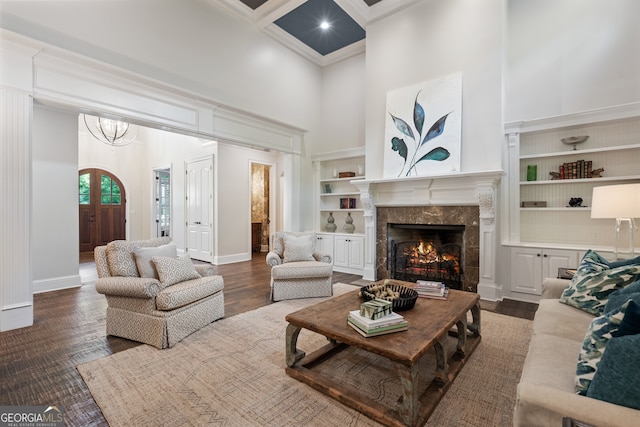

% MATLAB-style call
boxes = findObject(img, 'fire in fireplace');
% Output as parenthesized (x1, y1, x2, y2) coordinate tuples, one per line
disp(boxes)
(388, 224, 464, 289)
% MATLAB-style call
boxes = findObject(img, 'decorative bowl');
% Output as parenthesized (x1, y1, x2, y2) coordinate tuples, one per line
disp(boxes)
(360, 281, 419, 311)
(561, 135, 589, 150)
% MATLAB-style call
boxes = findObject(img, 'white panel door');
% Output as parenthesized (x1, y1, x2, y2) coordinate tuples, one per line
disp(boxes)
(186, 157, 213, 262)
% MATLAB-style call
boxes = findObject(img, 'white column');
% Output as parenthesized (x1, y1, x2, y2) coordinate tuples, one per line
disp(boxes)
(476, 180, 501, 301)
(0, 88, 33, 331)
(354, 181, 376, 281)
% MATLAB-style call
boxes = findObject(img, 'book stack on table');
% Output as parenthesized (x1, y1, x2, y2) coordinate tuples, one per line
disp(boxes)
(347, 310, 408, 337)
(415, 280, 449, 300)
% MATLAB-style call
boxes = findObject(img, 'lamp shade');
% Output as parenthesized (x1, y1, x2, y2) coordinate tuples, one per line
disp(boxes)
(591, 184, 640, 219)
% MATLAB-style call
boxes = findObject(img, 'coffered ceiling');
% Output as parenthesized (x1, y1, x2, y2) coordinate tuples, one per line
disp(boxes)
(207, 0, 419, 66)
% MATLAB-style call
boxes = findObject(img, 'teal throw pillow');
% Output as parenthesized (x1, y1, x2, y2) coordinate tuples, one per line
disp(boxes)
(575, 299, 640, 395)
(604, 278, 640, 314)
(586, 333, 640, 410)
(560, 250, 640, 315)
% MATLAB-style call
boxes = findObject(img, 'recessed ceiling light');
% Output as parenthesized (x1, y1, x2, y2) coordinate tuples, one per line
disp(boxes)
(320, 20, 330, 30)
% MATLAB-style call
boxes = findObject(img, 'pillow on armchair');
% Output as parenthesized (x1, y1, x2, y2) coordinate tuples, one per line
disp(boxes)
(282, 235, 315, 263)
(152, 254, 201, 287)
(134, 243, 177, 278)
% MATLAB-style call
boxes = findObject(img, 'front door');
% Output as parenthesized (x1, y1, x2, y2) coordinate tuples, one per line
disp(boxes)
(79, 168, 126, 252)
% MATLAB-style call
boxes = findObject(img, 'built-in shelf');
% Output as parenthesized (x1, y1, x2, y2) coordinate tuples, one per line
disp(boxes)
(519, 143, 640, 160)
(520, 175, 640, 185)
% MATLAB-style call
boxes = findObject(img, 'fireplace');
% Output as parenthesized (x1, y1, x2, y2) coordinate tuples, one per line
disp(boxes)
(388, 223, 464, 289)
(352, 171, 501, 300)
(376, 206, 479, 292)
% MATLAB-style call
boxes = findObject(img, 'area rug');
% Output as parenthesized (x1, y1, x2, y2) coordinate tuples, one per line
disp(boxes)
(78, 284, 532, 426)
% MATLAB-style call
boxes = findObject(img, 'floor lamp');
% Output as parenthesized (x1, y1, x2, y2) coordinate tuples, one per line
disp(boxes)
(591, 183, 640, 260)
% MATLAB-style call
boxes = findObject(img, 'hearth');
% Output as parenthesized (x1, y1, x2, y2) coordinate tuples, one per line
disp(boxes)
(388, 224, 464, 289)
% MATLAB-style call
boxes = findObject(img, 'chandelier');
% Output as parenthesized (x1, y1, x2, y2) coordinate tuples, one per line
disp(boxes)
(83, 114, 138, 147)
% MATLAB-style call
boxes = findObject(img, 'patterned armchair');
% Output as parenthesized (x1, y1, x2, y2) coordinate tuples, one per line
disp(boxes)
(266, 232, 333, 301)
(94, 237, 224, 349)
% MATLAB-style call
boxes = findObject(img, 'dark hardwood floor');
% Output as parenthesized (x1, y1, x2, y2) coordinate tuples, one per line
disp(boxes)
(0, 253, 537, 426)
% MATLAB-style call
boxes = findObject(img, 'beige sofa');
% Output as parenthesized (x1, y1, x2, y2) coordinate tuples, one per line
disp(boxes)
(94, 237, 224, 349)
(514, 278, 640, 426)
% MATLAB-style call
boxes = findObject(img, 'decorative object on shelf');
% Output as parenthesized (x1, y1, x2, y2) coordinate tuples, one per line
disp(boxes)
(324, 183, 332, 193)
(340, 198, 348, 209)
(526, 164, 537, 181)
(591, 183, 640, 260)
(343, 212, 355, 233)
(348, 198, 357, 209)
(568, 197, 583, 207)
(549, 171, 561, 180)
(592, 167, 605, 178)
(339, 172, 356, 178)
(521, 201, 547, 208)
(561, 135, 589, 150)
(357, 164, 364, 175)
(325, 212, 337, 232)
(333, 168, 338, 178)
(83, 114, 138, 147)
(383, 73, 461, 178)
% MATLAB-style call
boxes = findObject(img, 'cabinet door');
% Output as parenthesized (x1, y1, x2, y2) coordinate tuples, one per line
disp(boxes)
(333, 235, 350, 268)
(511, 248, 543, 295)
(316, 234, 334, 260)
(348, 236, 365, 269)
(542, 249, 578, 280)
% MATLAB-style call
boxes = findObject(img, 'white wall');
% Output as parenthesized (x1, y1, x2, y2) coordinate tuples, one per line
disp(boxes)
(318, 53, 366, 154)
(506, 0, 640, 122)
(364, 0, 504, 179)
(32, 105, 80, 291)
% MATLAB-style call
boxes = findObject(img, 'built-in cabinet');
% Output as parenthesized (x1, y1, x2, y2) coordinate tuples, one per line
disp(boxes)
(333, 234, 364, 274)
(510, 247, 579, 296)
(503, 103, 640, 302)
(312, 147, 366, 276)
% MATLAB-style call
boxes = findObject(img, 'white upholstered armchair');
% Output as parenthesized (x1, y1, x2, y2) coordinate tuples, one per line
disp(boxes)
(94, 237, 224, 348)
(266, 232, 333, 301)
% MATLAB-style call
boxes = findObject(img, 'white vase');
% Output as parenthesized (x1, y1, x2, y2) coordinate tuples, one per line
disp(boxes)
(343, 212, 355, 233)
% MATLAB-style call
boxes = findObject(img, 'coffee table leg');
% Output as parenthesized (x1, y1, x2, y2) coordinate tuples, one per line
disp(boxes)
(434, 340, 449, 386)
(468, 302, 481, 336)
(455, 316, 467, 358)
(395, 361, 420, 426)
(285, 323, 305, 367)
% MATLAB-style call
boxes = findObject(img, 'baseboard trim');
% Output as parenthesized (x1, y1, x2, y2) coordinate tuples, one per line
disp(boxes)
(1, 302, 33, 331)
(213, 252, 251, 265)
(33, 275, 81, 294)
(477, 281, 502, 302)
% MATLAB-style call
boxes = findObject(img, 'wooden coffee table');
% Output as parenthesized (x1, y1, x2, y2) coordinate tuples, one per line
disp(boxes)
(285, 282, 481, 427)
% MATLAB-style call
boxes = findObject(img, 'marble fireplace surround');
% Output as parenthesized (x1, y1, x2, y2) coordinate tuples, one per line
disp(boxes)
(352, 170, 503, 301)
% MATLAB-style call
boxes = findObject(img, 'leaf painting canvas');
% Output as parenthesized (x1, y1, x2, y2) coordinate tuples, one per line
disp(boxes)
(383, 73, 462, 178)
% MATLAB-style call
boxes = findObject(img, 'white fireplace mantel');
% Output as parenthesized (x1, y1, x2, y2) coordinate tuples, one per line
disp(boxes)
(352, 170, 504, 301)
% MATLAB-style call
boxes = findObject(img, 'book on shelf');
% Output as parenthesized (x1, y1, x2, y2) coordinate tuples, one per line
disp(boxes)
(347, 318, 409, 337)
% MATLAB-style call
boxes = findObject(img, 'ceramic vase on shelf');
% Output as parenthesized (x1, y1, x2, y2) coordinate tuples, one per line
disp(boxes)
(325, 212, 337, 232)
(343, 212, 355, 233)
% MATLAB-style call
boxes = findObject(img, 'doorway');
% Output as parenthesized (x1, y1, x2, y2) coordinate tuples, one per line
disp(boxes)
(79, 168, 126, 252)
(250, 162, 273, 253)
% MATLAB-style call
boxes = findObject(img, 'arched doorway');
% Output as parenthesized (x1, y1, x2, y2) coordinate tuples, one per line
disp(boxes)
(79, 168, 126, 252)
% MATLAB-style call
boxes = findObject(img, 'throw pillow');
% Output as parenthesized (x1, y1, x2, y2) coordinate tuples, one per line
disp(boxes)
(586, 333, 640, 410)
(283, 239, 315, 263)
(272, 232, 317, 258)
(152, 254, 200, 286)
(575, 300, 640, 395)
(133, 243, 177, 279)
(604, 278, 640, 314)
(559, 250, 640, 315)
(282, 235, 316, 263)
(105, 237, 172, 277)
